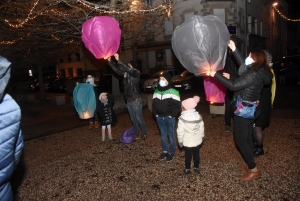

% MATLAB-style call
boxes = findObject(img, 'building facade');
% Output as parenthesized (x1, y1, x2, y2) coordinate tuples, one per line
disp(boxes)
(135, 0, 288, 73)
(56, 0, 289, 76)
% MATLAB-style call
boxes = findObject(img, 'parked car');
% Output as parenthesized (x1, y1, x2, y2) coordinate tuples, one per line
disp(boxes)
(48, 78, 67, 93)
(171, 70, 204, 90)
(143, 69, 180, 91)
(28, 76, 56, 91)
(98, 74, 124, 93)
(139, 73, 150, 90)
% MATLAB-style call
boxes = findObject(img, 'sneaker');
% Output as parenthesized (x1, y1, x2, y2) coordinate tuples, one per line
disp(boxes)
(108, 135, 113, 141)
(193, 168, 200, 174)
(158, 153, 167, 161)
(134, 135, 140, 140)
(142, 135, 147, 141)
(184, 169, 191, 174)
(166, 153, 174, 162)
(225, 126, 231, 132)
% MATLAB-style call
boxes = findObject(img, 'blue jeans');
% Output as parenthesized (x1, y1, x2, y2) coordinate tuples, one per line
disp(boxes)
(156, 116, 176, 154)
(127, 98, 147, 137)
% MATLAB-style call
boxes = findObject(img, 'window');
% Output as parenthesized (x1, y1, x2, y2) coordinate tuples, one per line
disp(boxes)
(213, 9, 225, 23)
(67, 68, 73, 77)
(146, 0, 152, 6)
(184, 12, 194, 22)
(77, 68, 83, 76)
(60, 69, 66, 78)
(164, 19, 173, 36)
(247, 15, 252, 33)
(254, 19, 257, 34)
(260, 21, 263, 36)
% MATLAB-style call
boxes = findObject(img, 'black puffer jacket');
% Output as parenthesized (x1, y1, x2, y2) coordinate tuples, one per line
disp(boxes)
(96, 93, 116, 126)
(214, 49, 272, 102)
(108, 60, 140, 101)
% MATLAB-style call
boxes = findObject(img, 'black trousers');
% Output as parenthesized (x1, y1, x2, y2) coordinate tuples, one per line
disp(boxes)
(185, 145, 200, 169)
(233, 109, 260, 169)
(224, 92, 234, 127)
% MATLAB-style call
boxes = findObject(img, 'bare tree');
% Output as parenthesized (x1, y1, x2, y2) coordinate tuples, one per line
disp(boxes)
(0, 0, 172, 96)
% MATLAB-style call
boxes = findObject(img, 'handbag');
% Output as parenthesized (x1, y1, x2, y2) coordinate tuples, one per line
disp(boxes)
(234, 96, 259, 119)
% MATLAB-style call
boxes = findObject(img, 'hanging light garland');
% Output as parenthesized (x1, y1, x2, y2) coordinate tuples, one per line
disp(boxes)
(4, 0, 172, 28)
(0, 40, 16, 45)
(272, 3, 300, 22)
(5, 0, 40, 28)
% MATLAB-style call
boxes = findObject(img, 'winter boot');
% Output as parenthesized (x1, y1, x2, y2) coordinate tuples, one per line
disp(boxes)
(88, 122, 93, 129)
(108, 134, 113, 141)
(94, 122, 99, 129)
(253, 145, 264, 157)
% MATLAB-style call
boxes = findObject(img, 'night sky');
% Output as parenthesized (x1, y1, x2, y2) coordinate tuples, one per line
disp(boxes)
(285, 0, 300, 18)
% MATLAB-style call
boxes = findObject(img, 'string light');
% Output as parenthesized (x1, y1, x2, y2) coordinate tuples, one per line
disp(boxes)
(0, 40, 15, 45)
(5, 0, 40, 28)
(4, 0, 172, 28)
(1, 0, 172, 51)
(272, 4, 300, 22)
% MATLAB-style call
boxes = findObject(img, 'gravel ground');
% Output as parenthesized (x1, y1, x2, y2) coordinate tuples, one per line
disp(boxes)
(12, 108, 300, 201)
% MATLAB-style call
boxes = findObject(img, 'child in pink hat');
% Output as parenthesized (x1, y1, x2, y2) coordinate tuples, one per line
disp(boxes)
(177, 96, 205, 174)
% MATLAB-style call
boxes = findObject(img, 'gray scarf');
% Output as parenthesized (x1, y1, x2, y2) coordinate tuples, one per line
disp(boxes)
(100, 99, 108, 106)
(99, 93, 108, 106)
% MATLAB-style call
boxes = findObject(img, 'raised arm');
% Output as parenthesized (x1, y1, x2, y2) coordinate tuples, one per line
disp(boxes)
(214, 71, 257, 92)
(107, 59, 125, 77)
(117, 60, 140, 78)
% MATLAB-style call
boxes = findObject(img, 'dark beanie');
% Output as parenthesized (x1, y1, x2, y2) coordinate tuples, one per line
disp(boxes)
(161, 72, 172, 83)
(128, 60, 138, 69)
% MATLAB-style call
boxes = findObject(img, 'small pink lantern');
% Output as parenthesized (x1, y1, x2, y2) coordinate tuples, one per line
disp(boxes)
(203, 75, 226, 103)
(82, 16, 121, 59)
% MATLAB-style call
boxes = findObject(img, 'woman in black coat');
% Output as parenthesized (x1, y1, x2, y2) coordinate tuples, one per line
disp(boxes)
(238, 51, 275, 157)
(97, 92, 117, 141)
(210, 40, 273, 181)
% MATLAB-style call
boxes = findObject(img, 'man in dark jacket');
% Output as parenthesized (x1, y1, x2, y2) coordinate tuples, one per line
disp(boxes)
(0, 56, 24, 201)
(107, 54, 147, 140)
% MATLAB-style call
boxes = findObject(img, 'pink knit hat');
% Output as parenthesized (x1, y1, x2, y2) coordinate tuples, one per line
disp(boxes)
(182, 96, 200, 110)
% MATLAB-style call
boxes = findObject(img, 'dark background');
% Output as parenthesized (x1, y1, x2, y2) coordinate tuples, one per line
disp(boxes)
(285, 0, 300, 18)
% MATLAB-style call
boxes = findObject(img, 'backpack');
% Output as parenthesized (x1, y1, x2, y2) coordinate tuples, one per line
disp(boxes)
(119, 127, 135, 144)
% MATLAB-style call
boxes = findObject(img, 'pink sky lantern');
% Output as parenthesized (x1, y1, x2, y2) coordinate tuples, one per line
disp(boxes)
(203, 75, 226, 103)
(82, 16, 121, 59)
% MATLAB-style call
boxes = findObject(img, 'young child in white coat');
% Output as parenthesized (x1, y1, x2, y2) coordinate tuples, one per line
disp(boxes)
(177, 96, 205, 174)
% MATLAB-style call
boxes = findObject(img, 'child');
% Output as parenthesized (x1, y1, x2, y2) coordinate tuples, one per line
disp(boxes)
(97, 92, 116, 141)
(177, 96, 204, 174)
(153, 72, 181, 162)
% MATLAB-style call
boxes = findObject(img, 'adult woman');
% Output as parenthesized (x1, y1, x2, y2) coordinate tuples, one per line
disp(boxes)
(238, 51, 276, 157)
(210, 40, 273, 181)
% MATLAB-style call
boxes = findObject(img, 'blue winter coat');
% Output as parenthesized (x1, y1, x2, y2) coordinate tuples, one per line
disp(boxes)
(0, 94, 24, 201)
(0, 55, 24, 201)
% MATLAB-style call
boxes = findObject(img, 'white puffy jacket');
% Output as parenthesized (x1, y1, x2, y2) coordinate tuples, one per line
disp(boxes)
(177, 109, 204, 147)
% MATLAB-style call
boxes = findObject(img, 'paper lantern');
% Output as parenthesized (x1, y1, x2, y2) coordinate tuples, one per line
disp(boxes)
(203, 76, 226, 103)
(73, 83, 96, 119)
(82, 16, 121, 59)
(172, 15, 230, 76)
